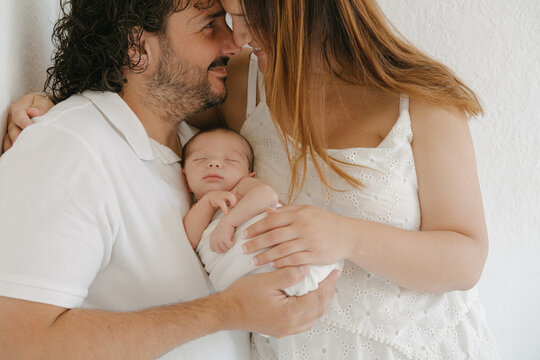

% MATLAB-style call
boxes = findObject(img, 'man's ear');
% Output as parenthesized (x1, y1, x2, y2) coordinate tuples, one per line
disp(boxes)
(128, 27, 152, 72)
(248, 172, 256, 178)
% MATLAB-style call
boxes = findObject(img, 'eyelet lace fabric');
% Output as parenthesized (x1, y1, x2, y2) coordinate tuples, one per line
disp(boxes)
(240, 67, 498, 359)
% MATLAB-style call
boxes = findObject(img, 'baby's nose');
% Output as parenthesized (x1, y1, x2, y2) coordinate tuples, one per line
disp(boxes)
(207, 159, 223, 168)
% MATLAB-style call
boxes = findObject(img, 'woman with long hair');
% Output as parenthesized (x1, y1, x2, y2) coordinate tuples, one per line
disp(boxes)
(220, 0, 498, 358)
(6, 0, 498, 358)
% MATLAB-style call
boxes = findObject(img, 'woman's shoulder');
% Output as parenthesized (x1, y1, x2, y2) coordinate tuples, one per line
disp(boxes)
(221, 48, 253, 132)
(409, 99, 468, 122)
(408, 99, 469, 140)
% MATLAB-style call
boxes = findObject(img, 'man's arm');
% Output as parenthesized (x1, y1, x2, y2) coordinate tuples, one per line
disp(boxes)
(0, 267, 339, 359)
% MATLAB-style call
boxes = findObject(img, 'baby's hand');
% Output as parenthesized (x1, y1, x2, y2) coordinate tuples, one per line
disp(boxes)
(205, 191, 237, 215)
(210, 219, 236, 253)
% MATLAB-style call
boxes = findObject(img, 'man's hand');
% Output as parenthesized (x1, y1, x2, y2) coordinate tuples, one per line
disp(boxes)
(219, 266, 339, 337)
(3, 93, 54, 152)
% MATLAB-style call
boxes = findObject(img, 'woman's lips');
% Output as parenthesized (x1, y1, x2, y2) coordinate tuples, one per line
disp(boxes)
(252, 47, 265, 58)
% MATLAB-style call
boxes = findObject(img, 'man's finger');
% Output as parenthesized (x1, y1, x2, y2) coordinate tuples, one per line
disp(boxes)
(294, 269, 339, 318)
(262, 266, 310, 291)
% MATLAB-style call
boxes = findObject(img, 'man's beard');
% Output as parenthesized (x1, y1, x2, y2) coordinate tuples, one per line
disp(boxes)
(145, 37, 228, 125)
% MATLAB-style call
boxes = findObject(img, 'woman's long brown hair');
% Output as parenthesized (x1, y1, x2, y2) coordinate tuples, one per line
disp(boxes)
(242, 0, 483, 202)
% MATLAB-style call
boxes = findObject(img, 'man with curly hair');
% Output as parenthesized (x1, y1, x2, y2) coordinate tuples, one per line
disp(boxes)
(0, 0, 337, 358)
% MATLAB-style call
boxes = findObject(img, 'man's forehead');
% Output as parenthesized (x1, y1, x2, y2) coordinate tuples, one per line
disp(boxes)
(184, 0, 224, 21)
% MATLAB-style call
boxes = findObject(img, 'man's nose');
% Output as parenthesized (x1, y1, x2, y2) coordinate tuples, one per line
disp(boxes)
(220, 23, 242, 58)
(207, 159, 223, 168)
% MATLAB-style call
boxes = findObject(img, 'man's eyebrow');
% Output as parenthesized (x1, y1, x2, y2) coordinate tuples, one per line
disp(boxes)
(204, 9, 226, 21)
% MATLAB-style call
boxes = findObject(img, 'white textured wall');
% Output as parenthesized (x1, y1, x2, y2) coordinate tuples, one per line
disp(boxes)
(378, 1, 540, 359)
(0, 0, 58, 152)
(1, 0, 539, 358)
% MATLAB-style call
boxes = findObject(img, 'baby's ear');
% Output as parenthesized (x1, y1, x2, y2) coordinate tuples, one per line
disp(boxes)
(248, 172, 256, 178)
(182, 169, 192, 192)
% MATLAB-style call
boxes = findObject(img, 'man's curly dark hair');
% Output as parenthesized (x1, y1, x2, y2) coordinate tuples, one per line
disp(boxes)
(45, 0, 215, 102)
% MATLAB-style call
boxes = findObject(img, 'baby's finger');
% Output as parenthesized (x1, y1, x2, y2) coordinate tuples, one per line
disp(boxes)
(227, 194, 237, 208)
(219, 201, 229, 215)
(217, 239, 228, 254)
(224, 237, 235, 250)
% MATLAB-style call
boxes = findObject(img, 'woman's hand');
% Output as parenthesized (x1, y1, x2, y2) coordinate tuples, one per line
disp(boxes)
(3, 93, 54, 152)
(242, 205, 353, 268)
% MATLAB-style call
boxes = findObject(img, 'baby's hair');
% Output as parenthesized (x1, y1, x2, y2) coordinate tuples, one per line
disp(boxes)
(181, 127, 255, 171)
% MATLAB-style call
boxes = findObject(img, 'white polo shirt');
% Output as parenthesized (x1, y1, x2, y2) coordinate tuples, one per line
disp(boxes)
(0, 91, 250, 359)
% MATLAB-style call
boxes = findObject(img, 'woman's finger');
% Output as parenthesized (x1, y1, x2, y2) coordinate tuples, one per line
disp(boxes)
(242, 226, 297, 254)
(252, 239, 307, 266)
(271, 252, 314, 268)
(273, 205, 303, 213)
(7, 122, 22, 145)
(244, 211, 294, 238)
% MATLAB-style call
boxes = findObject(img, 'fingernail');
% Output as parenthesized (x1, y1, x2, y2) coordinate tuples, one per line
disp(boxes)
(270, 261, 275, 268)
(241, 244, 247, 254)
(252, 257, 259, 266)
(242, 230, 248, 238)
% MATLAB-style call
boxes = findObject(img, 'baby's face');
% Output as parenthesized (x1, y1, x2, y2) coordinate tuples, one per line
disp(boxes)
(183, 131, 252, 200)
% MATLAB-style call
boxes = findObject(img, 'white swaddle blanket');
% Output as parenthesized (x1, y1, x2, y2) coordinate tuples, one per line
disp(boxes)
(197, 209, 343, 296)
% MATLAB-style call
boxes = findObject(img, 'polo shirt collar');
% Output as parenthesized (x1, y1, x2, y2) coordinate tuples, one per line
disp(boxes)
(82, 90, 181, 164)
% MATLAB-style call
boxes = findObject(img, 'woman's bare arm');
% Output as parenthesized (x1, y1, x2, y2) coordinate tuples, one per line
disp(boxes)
(242, 103, 488, 293)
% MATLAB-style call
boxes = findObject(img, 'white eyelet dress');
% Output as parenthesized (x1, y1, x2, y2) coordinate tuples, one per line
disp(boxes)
(240, 54, 498, 360)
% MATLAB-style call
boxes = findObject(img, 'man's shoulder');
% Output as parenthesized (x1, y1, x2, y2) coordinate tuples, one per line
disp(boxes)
(36, 93, 107, 132)
(29, 92, 124, 153)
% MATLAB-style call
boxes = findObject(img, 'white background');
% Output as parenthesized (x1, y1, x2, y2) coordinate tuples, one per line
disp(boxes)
(1, 1, 539, 358)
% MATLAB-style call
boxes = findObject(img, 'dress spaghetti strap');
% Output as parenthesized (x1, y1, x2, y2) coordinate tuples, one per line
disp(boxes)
(245, 53, 259, 117)
(399, 94, 409, 114)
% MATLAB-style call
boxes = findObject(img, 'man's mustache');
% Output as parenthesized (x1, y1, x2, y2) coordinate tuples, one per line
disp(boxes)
(208, 57, 229, 70)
